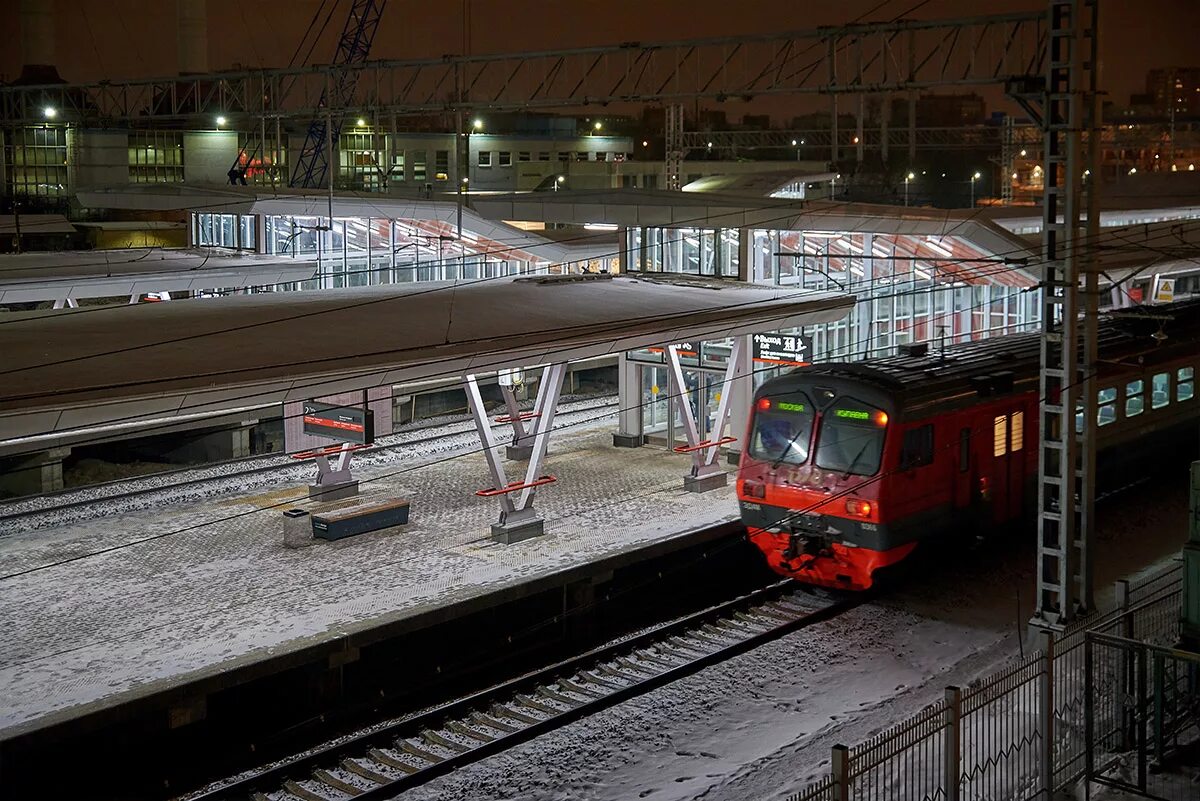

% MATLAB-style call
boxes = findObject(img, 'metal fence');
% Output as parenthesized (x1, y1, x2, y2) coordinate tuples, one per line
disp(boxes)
(783, 562, 1184, 801)
(1084, 577, 1199, 800)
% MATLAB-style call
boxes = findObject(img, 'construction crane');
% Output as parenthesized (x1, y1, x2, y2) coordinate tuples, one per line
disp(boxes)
(289, 0, 387, 189)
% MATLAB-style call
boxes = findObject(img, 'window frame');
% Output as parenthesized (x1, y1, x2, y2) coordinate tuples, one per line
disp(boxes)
(498, 151, 513, 167)
(1125, 378, 1145, 417)
(478, 150, 492, 168)
(899, 424, 934, 470)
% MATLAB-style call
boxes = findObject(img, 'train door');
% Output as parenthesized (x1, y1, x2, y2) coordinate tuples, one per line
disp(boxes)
(952, 425, 974, 511)
(988, 411, 1025, 524)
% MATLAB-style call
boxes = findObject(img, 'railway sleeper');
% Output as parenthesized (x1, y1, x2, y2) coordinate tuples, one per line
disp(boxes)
(685, 630, 728, 648)
(490, 702, 541, 725)
(614, 655, 657, 676)
(665, 635, 709, 654)
(470, 710, 521, 732)
(594, 662, 642, 683)
(397, 737, 445, 764)
(514, 692, 563, 715)
(576, 670, 623, 691)
(282, 778, 337, 801)
(421, 728, 471, 753)
(638, 648, 679, 668)
(712, 618, 756, 635)
(313, 767, 366, 796)
(558, 676, 605, 698)
(341, 757, 393, 784)
(366, 747, 421, 774)
(446, 718, 496, 743)
(733, 610, 775, 629)
(537, 684, 584, 707)
(700, 622, 740, 641)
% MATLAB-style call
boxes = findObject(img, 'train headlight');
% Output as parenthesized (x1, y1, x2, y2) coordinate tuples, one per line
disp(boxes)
(845, 498, 873, 518)
(742, 480, 766, 499)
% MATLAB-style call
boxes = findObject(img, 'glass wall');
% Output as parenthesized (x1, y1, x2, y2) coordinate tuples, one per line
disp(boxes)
(129, 131, 184, 184)
(623, 223, 1041, 367)
(7, 126, 68, 199)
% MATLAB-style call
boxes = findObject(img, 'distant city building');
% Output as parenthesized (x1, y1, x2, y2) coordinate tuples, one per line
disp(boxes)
(1145, 67, 1200, 117)
(890, 93, 987, 127)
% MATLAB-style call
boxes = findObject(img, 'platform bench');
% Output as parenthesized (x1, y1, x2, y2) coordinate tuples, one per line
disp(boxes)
(311, 498, 410, 541)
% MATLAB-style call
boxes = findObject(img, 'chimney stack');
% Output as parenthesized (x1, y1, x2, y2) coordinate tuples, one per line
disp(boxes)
(177, 0, 210, 75)
(18, 0, 61, 84)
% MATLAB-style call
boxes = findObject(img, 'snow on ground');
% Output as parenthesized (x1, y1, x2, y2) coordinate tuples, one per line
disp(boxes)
(0, 408, 735, 736)
(396, 474, 1191, 801)
(0, 394, 617, 532)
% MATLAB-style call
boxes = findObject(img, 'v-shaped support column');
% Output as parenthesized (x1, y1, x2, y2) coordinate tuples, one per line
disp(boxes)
(465, 363, 567, 543)
(666, 338, 747, 492)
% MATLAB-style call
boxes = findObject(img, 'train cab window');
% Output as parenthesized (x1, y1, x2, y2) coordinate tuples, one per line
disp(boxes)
(815, 401, 887, 477)
(748, 393, 815, 466)
(900, 424, 934, 469)
(993, 416, 1007, 457)
(1125, 379, 1145, 417)
(1152, 372, 1170, 409)
(1179, 367, 1194, 401)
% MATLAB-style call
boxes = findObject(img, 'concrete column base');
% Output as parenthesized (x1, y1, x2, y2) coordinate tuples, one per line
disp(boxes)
(308, 480, 359, 502)
(684, 471, 728, 493)
(506, 444, 533, 461)
(0, 447, 69, 497)
(491, 517, 545, 544)
(726, 449, 742, 467)
(282, 509, 315, 548)
(612, 432, 642, 448)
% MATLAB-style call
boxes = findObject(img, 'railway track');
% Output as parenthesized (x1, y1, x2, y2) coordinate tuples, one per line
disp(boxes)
(193, 580, 855, 801)
(0, 397, 617, 529)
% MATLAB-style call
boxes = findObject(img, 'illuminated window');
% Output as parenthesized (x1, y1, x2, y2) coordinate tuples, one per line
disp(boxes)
(1010, 411, 1024, 451)
(434, 150, 449, 180)
(1125, 379, 1144, 417)
(1180, 367, 1194, 401)
(390, 151, 405, 181)
(129, 131, 184, 184)
(1098, 387, 1116, 426)
(8, 126, 68, 198)
(412, 150, 427, 182)
(993, 415, 1007, 457)
(1152, 372, 1170, 409)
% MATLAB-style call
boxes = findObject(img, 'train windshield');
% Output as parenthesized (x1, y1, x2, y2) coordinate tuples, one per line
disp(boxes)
(815, 400, 888, 477)
(748, 392, 815, 466)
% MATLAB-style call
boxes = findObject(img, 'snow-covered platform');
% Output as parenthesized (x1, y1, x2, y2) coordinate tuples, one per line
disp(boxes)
(0, 415, 739, 741)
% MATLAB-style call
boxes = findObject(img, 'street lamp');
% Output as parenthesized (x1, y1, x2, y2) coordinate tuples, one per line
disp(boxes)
(473, 118, 483, 130)
(904, 172, 915, 206)
(554, 175, 565, 192)
(356, 117, 366, 127)
(43, 107, 57, 120)
(970, 171, 982, 207)
(593, 121, 603, 132)
(216, 115, 227, 127)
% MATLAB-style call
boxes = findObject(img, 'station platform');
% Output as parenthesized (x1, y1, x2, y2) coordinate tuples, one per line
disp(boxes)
(0, 413, 740, 741)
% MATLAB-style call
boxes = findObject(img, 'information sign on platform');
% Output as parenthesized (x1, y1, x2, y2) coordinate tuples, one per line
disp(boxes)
(302, 401, 375, 445)
(1153, 277, 1176, 304)
(752, 332, 811, 366)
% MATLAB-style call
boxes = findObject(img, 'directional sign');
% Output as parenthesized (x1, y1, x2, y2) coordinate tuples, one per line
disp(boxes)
(302, 401, 375, 445)
(752, 332, 811, 366)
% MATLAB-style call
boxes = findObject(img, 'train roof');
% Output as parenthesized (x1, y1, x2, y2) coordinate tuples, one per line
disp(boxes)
(764, 298, 1200, 418)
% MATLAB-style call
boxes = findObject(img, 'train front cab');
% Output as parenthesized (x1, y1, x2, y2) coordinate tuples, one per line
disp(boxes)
(737, 377, 1038, 591)
(737, 380, 907, 590)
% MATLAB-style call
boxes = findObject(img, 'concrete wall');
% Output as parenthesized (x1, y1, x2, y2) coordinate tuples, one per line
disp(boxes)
(183, 130, 238, 184)
(72, 130, 130, 190)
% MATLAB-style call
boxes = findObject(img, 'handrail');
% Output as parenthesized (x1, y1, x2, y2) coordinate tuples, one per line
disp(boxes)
(672, 436, 737, 454)
(475, 475, 557, 497)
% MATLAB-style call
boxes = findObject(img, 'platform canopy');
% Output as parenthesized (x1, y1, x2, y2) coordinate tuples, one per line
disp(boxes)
(0, 275, 852, 452)
(0, 248, 318, 303)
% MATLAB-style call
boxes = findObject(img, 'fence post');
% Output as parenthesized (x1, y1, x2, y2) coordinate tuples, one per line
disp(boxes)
(832, 743, 850, 801)
(1038, 628, 1056, 801)
(1115, 579, 1133, 750)
(944, 686, 962, 801)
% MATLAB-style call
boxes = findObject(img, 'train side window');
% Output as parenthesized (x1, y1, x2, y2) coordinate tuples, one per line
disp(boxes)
(900, 424, 934, 469)
(1152, 372, 1170, 409)
(958, 428, 969, 473)
(1179, 367, 1194, 401)
(1010, 411, 1024, 451)
(993, 415, 1007, 457)
(1098, 387, 1116, 426)
(1125, 379, 1144, 417)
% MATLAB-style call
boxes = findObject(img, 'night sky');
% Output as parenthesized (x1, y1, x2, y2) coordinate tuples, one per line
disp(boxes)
(1, 0, 1196, 118)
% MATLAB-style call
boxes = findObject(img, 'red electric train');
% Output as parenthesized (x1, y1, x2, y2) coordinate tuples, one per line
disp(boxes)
(737, 298, 1200, 591)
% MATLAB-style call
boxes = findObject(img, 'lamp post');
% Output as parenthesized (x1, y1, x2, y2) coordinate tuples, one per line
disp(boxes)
(904, 172, 915, 206)
(970, 171, 981, 207)
(554, 175, 564, 192)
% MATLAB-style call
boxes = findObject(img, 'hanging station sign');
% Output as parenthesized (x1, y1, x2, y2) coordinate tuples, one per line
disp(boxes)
(752, 332, 811, 366)
(302, 401, 375, 445)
